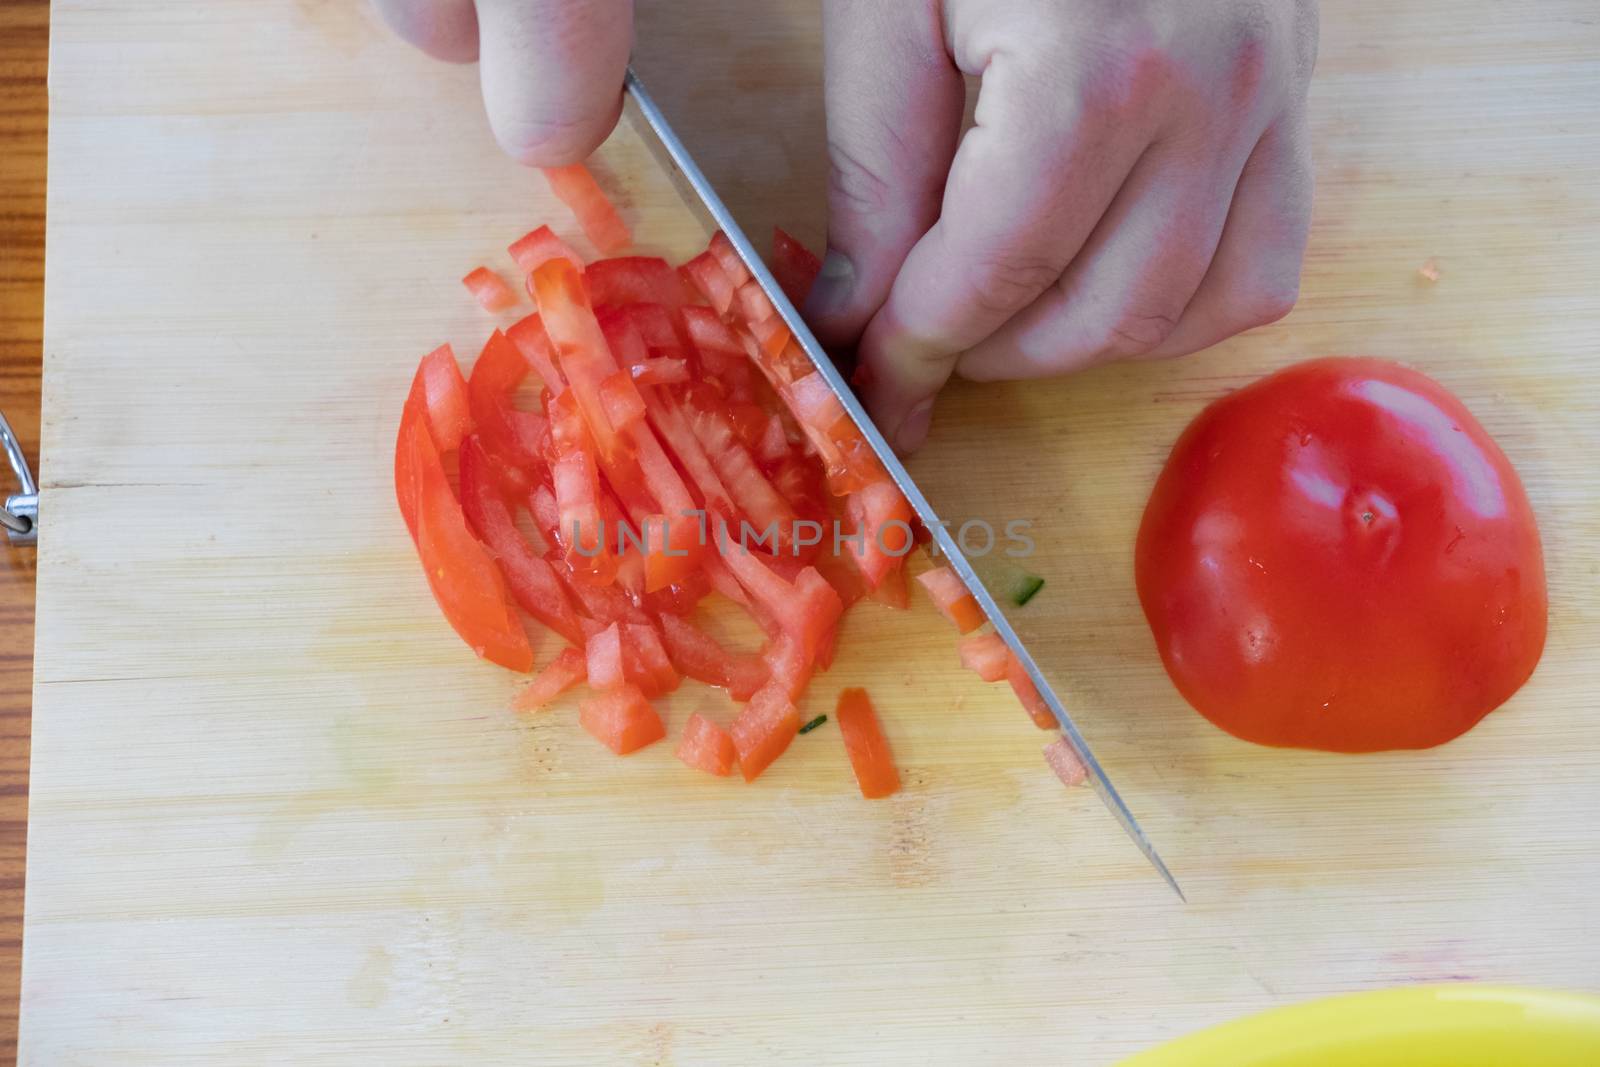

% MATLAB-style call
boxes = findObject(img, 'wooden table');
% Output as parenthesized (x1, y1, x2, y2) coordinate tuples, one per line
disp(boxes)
(17, 0, 1600, 1063)
(0, 0, 47, 1058)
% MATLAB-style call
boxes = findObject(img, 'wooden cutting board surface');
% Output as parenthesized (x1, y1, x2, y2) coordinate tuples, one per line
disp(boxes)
(22, 0, 1600, 1062)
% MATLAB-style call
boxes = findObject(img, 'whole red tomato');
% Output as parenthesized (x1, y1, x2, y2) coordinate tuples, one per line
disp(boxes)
(1135, 358, 1547, 752)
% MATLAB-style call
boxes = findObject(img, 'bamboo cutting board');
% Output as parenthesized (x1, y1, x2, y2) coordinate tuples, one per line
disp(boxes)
(22, 0, 1600, 1062)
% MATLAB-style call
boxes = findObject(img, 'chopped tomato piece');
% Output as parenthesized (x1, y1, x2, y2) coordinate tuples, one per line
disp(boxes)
(599, 368, 646, 431)
(756, 414, 789, 465)
(631, 358, 690, 386)
(514, 646, 587, 712)
(399, 417, 532, 671)
(462, 266, 517, 312)
(770, 227, 822, 305)
(459, 436, 585, 645)
(845, 480, 915, 589)
(541, 164, 631, 254)
(762, 632, 814, 701)
(638, 513, 699, 593)
(578, 683, 666, 755)
(680, 304, 743, 364)
(867, 562, 910, 610)
(677, 713, 738, 777)
(641, 565, 712, 618)
(545, 389, 615, 583)
(835, 688, 901, 799)
(916, 565, 985, 633)
(957, 632, 1009, 683)
(531, 257, 626, 462)
(624, 303, 684, 354)
(415, 344, 473, 453)
(730, 682, 800, 782)
(681, 251, 735, 314)
(708, 231, 752, 287)
(656, 613, 770, 699)
(508, 225, 583, 274)
(468, 330, 546, 471)
(733, 279, 776, 325)
(644, 390, 735, 515)
(1006, 654, 1058, 730)
(506, 313, 565, 391)
(1043, 736, 1089, 788)
(690, 407, 797, 544)
(586, 622, 627, 691)
(586, 257, 687, 307)
(622, 620, 679, 698)
(717, 528, 843, 660)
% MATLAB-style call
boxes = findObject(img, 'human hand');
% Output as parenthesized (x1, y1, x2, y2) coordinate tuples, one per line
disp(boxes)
(370, 0, 633, 165)
(804, 0, 1320, 452)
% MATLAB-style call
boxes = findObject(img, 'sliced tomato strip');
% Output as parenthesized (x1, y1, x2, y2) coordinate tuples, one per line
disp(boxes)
(459, 436, 585, 645)
(462, 266, 517, 312)
(681, 251, 735, 315)
(509, 225, 583, 274)
(771, 227, 822, 305)
(586, 257, 687, 307)
(835, 687, 900, 799)
(545, 388, 615, 582)
(514, 646, 587, 712)
(689, 406, 797, 545)
(916, 565, 985, 634)
(599, 368, 647, 431)
(844, 480, 915, 589)
(656, 613, 770, 698)
(541, 164, 631, 254)
(730, 682, 800, 782)
(631, 358, 690, 386)
(622, 620, 679, 698)
(680, 305, 742, 363)
(578, 683, 666, 755)
(531, 257, 626, 462)
(467, 330, 547, 471)
(506, 313, 565, 391)
(677, 713, 738, 777)
(416, 344, 473, 453)
(401, 417, 532, 671)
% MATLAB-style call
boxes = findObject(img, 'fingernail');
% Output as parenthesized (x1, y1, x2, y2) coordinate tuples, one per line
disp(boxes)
(803, 250, 855, 319)
(894, 398, 936, 455)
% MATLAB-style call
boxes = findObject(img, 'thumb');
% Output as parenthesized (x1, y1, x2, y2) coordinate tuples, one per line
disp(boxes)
(803, 0, 961, 352)
(475, 0, 633, 166)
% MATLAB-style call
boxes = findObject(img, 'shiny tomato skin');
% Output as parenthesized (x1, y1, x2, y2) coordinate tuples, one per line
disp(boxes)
(1136, 358, 1546, 752)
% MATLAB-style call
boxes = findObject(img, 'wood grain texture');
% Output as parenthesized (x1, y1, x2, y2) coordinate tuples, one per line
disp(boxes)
(0, 0, 48, 1059)
(21, 0, 1600, 1063)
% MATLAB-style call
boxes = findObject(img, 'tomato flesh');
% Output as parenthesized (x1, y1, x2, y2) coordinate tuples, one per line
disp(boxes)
(835, 687, 900, 799)
(1136, 357, 1547, 752)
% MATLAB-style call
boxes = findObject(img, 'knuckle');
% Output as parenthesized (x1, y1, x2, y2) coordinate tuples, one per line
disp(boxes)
(825, 138, 897, 218)
(1235, 277, 1301, 328)
(968, 256, 1064, 319)
(494, 111, 607, 167)
(1103, 309, 1181, 357)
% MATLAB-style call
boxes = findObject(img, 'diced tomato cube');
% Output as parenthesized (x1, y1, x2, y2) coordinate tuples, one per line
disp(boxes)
(578, 684, 666, 755)
(708, 231, 752, 287)
(770, 227, 822, 305)
(622, 620, 679, 698)
(730, 682, 800, 782)
(957, 632, 1009, 683)
(845, 480, 914, 589)
(1006, 653, 1058, 730)
(835, 687, 901, 799)
(587, 622, 627, 691)
(541, 164, 631, 254)
(514, 646, 587, 711)
(733, 279, 776, 325)
(508, 225, 583, 275)
(1043, 736, 1089, 788)
(680, 305, 743, 361)
(681, 251, 735, 314)
(916, 565, 986, 634)
(462, 266, 517, 312)
(677, 713, 737, 777)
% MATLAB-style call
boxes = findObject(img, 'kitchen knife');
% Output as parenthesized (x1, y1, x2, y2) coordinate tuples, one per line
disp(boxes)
(623, 67, 1183, 901)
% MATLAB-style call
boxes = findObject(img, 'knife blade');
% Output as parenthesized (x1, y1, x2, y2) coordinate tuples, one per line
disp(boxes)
(622, 67, 1183, 901)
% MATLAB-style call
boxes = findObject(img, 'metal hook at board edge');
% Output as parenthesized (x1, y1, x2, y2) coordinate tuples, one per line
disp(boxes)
(0, 408, 37, 546)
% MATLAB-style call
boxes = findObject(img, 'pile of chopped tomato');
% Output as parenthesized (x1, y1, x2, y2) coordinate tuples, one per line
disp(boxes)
(401, 163, 1062, 796)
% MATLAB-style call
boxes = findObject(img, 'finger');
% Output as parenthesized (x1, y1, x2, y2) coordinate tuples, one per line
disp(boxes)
(1140, 117, 1313, 360)
(956, 139, 1241, 381)
(802, 0, 964, 351)
(475, 0, 633, 166)
(856, 60, 1155, 450)
(372, 0, 480, 63)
